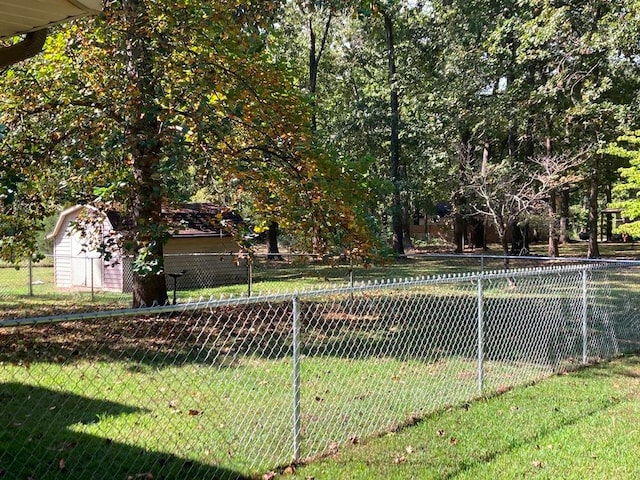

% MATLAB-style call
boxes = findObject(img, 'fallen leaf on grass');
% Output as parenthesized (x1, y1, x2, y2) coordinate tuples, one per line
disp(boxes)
(393, 455, 406, 464)
(188, 409, 202, 416)
(532, 460, 544, 469)
(58, 458, 66, 471)
(449, 437, 458, 445)
(262, 472, 276, 480)
(405, 446, 414, 454)
(436, 429, 446, 437)
(327, 441, 339, 454)
(283, 465, 295, 475)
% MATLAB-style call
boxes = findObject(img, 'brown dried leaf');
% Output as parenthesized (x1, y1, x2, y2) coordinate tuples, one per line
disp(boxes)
(262, 472, 276, 480)
(393, 455, 406, 464)
(188, 409, 201, 416)
(58, 458, 66, 471)
(450, 437, 458, 445)
(283, 465, 295, 475)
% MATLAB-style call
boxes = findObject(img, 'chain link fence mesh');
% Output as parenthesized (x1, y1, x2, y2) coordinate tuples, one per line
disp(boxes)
(1, 253, 633, 319)
(1, 263, 640, 479)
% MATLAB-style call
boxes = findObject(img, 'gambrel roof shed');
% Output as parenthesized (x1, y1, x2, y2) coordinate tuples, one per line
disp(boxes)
(47, 203, 245, 293)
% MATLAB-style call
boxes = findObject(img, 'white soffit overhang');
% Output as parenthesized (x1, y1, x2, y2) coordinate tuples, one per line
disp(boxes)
(0, 0, 102, 39)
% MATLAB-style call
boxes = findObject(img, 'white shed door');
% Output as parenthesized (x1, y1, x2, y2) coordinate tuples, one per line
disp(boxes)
(70, 234, 103, 288)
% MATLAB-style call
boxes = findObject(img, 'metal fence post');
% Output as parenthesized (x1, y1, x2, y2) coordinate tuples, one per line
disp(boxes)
(582, 268, 588, 364)
(477, 275, 484, 395)
(90, 257, 95, 302)
(349, 260, 354, 289)
(292, 295, 301, 463)
(247, 256, 253, 297)
(28, 257, 33, 297)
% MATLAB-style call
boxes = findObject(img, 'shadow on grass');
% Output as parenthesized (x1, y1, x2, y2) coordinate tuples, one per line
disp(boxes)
(0, 382, 249, 480)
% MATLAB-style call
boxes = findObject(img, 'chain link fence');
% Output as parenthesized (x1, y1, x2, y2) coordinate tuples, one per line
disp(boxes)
(1, 252, 631, 319)
(2, 262, 640, 479)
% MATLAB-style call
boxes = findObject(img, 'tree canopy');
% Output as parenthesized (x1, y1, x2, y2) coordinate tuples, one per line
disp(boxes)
(1, 0, 640, 304)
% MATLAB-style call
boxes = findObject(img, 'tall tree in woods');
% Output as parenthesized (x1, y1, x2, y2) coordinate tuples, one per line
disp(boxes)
(354, 1, 426, 255)
(266, 0, 337, 257)
(440, 0, 638, 258)
(121, 0, 167, 306)
(0, 0, 374, 305)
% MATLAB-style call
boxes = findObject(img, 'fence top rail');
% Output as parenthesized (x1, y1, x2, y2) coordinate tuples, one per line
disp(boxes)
(404, 253, 640, 264)
(0, 262, 625, 328)
(28, 252, 640, 265)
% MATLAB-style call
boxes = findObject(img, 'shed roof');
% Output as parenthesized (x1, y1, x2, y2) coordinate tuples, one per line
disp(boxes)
(48, 203, 243, 239)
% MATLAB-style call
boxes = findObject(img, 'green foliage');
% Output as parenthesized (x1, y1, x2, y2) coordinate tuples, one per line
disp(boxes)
(606, 132, 640, 237)
(1, 0, 640, 271)
(0, 0, 377, 284)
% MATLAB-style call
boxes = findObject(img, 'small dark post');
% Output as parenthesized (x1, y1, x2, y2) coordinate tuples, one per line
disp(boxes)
(168, 270, 186, 305)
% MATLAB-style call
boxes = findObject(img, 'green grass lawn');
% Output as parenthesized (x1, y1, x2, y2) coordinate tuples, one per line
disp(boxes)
(4, 347, 637, 479)
(0, 295, 575, 480)
(291, 355, 640, 480)
(1, 271, 639, 480)
(3, 243, 640, 320)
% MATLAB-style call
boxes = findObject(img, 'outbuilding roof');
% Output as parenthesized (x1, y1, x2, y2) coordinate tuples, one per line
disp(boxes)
(48, 203, 243, 240)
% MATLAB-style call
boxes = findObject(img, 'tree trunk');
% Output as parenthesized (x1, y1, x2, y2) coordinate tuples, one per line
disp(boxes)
(124, 0, 168, 307)
(559, 188, 570, 244)
(384, 12, 404, 255)
(306, 9, 332, 133)
(267, 221, 283, 260)
(510, 222, 528, 255)
(548, 189, 559, 256)
(402, 204, 413, 250)
(304, 5, 332, 254)
(545, 124, 559, 256)
(498, 222, 510, 269)
(587, 169, 600, 258)
(605, 183, 613, 241)
(454, 129, 472, 253)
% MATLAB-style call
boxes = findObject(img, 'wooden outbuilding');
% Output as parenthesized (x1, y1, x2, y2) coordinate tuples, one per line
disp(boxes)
(47, 203, 247, 292)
